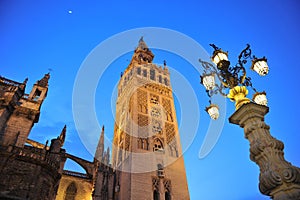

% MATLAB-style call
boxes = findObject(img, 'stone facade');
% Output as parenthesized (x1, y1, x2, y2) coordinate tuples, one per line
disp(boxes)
(0, 74, 67, 200)
(56, 171, 93, 200)
(229, 102, 300, 200)
(111, 38, 190, 200)
(0, 38, 190, 200)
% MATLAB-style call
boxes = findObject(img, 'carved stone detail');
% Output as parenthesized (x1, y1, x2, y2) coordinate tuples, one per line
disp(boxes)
(229, 102, 300, 200)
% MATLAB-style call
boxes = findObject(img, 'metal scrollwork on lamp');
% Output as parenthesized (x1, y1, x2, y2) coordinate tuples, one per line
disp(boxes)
(199, 44, 269, 119)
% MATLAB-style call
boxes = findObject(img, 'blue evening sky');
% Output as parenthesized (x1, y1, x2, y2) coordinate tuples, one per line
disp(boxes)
(1, 1, 300, 199)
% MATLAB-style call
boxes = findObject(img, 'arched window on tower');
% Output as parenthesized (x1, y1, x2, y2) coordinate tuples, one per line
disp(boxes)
(142, 138, 148, 150)
(64, 182, 77, 200)
(143, 69, 147, 77)
(32, 89, 42, 101)
(165, 190, 171, 200)
(153, 189, 159, 200)
(138, 138, 142, 149)
(138, 138, 149, 150)
(164, 78, 169, 86)
(163, 179, 171, 200)
(150, 69, 155, 80)
(158, 75, 162, 83)
(137, 67, 141, 75)
(153, 138, 163, 152)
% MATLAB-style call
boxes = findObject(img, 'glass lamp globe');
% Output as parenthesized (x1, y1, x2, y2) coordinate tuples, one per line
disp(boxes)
(253, 91, 268, 106)
(201, 73, 215, 90)
(251, 57, 269, 76)
(206, 104, 219, 120)
(212, 50, 229, 66)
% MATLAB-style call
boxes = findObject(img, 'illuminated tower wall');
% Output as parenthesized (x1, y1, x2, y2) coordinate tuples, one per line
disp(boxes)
(112, 38, 190, 200)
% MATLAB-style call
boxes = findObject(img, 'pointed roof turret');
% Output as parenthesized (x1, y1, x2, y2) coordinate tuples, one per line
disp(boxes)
(100, 125, 104, 148)
(23, 78, 28, 85)
(102, 146, 110, 165)
(137, 36, 149, 50)
(59, 125, 66, 146)
(95, 125, 105, 161)
(19, 77, 28, 90)
(49, 125, 66, 153)
(125, 37, 154, 71)
(37, 73, 50, 87)
(123, 37, 155, 74)
(106, 146, 110, 164)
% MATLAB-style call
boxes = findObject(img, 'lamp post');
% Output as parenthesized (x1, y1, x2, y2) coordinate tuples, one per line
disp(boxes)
(199, 44, 300, 200)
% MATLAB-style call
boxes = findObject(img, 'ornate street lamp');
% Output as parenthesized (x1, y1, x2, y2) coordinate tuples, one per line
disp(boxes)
(205, 104, 219, 120)
(252, 91, 268, 106)
(199, 44, 268, 118)
(251, 57, 269, 76)
(199, 44, 300, 200)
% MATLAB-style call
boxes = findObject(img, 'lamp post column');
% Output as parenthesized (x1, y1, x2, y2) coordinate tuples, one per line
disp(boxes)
(229, 102, 300, 200)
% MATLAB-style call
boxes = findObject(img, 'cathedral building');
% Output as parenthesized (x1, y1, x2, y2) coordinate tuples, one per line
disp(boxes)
(0, 38, 190, 200)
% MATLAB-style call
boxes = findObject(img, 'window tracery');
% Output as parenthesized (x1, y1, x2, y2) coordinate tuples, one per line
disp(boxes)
(150, 94, 159, 104)
(64, 182, 77, 200)
(153, 138, 164, 152)
(137, 89, 148, 114)
(165, 122, 175, 144)
(162, 98, 173, 122)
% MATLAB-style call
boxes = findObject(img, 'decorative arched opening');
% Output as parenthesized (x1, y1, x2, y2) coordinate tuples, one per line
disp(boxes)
(165, 190, 171, 200)
(32, 88, 42, 101)
(142, 139, 148, 150)
(153, 138, 163, 152)
(64, 182, 77, 200)
(138, 138, 148, 150)
(153, 189, 159, 200)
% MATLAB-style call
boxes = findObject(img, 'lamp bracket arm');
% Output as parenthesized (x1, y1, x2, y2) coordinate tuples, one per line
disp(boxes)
(215, 72, 230, 88)
(235, 65, 247, 84)
(209, 44, 221, 51)
(242, 76, 257, 92)
(207, 83, 227, 98)
(217, 84, 227, 97)
(237, 44, 254, 68)
(199, 59, 218, 73)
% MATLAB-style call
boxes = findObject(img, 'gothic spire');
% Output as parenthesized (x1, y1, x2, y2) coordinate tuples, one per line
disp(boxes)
(137, 36, 149, 50)
(129, 37, 154, 66)
(95, 125, 105, 162)
(37, 73, 50, 87)
(59, 125, 66, 146)
(19, 77, 28, 90)
(106, 146, 110, 165)
(102, 146, 110, 165)
(49, 125, 66, 153)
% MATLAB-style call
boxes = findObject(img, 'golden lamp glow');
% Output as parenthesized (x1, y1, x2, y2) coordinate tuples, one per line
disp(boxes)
(253, 91, 268, 106)
(202, 73, 215, 90)
(206, 104, 219, 120)
(251, 58, 269, 76)
(212, 50, 228, 65)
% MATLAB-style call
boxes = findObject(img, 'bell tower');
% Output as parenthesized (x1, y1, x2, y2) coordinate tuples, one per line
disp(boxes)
(0, 73, 49, 147)
(112, 38, 190, 200)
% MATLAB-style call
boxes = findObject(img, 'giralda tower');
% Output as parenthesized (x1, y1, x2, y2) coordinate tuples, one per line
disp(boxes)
(112, 38, 190, 200)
